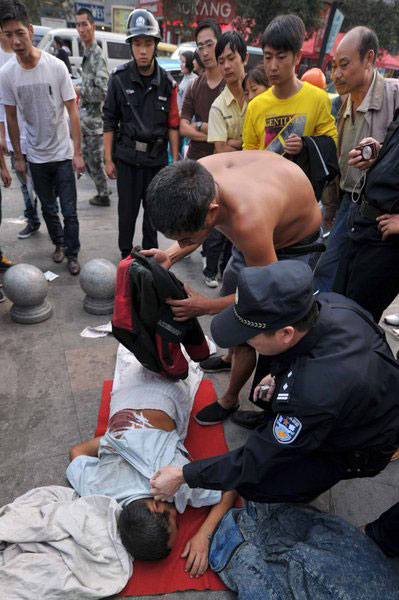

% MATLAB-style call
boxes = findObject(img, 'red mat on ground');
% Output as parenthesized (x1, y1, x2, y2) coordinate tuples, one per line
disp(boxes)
(95, 379, 229, 596)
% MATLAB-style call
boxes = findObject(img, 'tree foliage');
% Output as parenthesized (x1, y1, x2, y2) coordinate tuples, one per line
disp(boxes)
(162, 0, 197, 41)
(234, 0, 325, 45)
(341, 0, 399, 53)
(24, 0, 74, 25)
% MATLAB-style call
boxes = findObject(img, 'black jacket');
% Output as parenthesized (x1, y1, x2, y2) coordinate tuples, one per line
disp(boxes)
(293, 135, 339, 200)
(183, 295, 399, 496)
(350, 108, 399, 246)
(103, 59, 175, 167)
(112, 252, 209, 380)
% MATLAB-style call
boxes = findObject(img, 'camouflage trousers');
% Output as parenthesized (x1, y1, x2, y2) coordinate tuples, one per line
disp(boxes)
(82, 131, 109, 197)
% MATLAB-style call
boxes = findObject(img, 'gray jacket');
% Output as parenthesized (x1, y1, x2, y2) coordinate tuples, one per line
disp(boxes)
(323, 71, 399, 212)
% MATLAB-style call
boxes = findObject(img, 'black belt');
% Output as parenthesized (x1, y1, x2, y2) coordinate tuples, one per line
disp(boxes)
(277, 230, 326, 257)
(358, 199, 386, 220)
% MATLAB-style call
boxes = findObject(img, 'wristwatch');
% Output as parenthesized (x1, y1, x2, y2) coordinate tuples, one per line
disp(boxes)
(196, 121, 203, 131)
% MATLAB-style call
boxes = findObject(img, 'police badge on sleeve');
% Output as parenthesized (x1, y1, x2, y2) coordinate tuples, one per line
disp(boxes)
(273, 414, 302, 444)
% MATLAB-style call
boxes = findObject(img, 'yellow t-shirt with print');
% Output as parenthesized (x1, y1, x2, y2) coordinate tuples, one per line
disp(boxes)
(242, 81, 337, 154)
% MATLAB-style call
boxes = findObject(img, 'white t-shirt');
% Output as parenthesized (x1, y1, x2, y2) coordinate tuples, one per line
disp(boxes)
(0, 50, 76, 163)
(0, 46, 28, 154)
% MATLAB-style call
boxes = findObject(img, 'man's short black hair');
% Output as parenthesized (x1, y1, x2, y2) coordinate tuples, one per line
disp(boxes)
(215, 31, 247, 62)
(119, 499, 171, 561)
(147, 160, 216, 236)
(358, 27, 379, 64)
(182, 50, 194, 73)
(54, 36, 63, 47)
(0, 0, 29, 28)
(76, 7, 95, 24)
(261, 14, 305, 54)
(195, 18, 222, 42)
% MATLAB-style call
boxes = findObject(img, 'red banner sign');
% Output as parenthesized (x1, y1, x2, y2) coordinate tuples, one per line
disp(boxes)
(137, 0, 236, 24)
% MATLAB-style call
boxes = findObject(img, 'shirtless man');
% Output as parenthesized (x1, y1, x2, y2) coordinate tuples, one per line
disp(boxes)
(145, 151, 322, 426)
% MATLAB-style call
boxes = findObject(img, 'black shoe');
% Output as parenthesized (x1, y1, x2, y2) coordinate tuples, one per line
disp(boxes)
(231, 410, 265, 430)
(18, 223, 40, 239)
(89, 195, 110, 207)
(194, 401, 239, 425)
(200, 355, 232, 373)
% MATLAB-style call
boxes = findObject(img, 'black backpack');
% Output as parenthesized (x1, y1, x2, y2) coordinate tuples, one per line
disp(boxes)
(112, 251, 210, 380)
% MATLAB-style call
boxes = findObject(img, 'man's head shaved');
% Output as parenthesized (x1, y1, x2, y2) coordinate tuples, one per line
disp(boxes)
(337, 26, 379, 64)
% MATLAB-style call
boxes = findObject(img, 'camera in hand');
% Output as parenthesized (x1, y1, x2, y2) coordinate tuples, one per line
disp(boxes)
(355, 142, 378, 161)
(258, 384, 271, 401)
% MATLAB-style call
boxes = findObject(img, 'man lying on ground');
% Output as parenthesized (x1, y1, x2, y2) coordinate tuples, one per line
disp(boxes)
(67, 348, 236, 576)
(143, 151, 323, 426)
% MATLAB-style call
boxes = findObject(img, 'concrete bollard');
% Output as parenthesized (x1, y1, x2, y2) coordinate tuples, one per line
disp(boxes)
(79, 258, 117, 315)
(3, 264, 53, 324)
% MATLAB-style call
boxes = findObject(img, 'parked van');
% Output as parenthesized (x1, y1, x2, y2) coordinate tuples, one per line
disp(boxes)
(38, 28, 176, 75)
(32, 25, 51, 47)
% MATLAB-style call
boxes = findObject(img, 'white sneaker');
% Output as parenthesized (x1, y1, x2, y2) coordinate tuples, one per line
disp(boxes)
(204, 275, 218, 288)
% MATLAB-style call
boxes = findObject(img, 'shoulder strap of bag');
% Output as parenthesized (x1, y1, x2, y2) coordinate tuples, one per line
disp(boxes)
(113, 72, 147, 132)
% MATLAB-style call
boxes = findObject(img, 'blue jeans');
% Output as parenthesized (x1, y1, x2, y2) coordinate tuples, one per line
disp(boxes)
(29, 160, 80, 256)
(314, 192, 354, 293)
(11, 153, 40, 228)
(210, 503, 399, 600)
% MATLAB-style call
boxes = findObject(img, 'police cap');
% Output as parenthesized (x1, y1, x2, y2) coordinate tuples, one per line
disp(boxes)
(125, 9, 161, 43)
(211, 260, 315, 347)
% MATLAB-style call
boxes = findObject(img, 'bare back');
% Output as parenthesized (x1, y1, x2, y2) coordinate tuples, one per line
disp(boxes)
(200, 151, 321, 266)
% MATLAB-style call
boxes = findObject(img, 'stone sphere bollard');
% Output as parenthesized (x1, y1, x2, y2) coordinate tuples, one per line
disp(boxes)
(79, 258, 117, 315)
(3, 264, 53, 324)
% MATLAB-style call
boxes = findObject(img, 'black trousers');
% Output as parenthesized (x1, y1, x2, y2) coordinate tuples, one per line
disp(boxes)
(366, 502, 399, 557)
(237, 441, 394, 503)
(202, 230, 232, 278)
(116, 160, 163, 257)
(333, 239, 399, 323)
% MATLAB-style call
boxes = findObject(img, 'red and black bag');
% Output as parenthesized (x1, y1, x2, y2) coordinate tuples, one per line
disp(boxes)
(112, 251, 210, 380)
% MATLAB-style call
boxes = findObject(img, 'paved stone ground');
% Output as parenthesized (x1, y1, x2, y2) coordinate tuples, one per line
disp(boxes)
(1, 165, 399, 599)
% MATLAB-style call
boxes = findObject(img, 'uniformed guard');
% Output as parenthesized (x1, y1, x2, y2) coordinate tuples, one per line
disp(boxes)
(149, 260, 399, 504)
(75, 8, 110, 207)
(103, 8, 179, 257)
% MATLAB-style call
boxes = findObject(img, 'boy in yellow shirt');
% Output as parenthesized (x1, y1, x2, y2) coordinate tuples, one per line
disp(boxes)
(243, 14, 337, 154)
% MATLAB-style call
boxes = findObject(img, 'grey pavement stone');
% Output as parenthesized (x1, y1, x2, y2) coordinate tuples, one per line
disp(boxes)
(331, 478, 399, 527)
(72, 386, 105, 442)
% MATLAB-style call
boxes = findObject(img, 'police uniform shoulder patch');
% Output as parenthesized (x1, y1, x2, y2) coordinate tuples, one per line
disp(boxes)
(273, 414, 302, 444)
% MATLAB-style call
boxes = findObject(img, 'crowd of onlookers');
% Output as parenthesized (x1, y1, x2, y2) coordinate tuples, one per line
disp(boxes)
(1, 2, 398, 324)
(2, 1, 399, 596)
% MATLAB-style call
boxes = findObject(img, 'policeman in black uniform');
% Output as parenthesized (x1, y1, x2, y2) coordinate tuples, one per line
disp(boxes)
(103, 9, 179, 257)
(149, 261, 399, 503)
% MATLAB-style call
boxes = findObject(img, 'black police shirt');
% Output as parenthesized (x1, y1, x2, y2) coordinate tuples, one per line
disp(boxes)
(183, 294, 399, 497)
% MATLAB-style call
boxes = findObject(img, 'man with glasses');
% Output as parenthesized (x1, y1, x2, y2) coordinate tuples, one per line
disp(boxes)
(180, 19, 226, 289)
